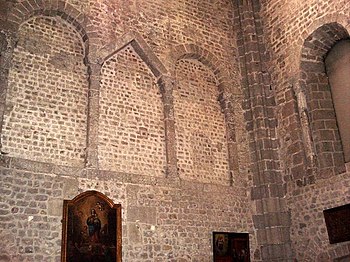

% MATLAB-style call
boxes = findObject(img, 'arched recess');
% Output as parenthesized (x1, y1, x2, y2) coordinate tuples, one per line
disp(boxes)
(1, 14, 89, 167)
(0, 1, 91, 167)
(97, 32, 172, 177)
(298, 22, 349, 178)
(169, 44, 239, 185)
(7, 1, 86, 31)
(325, 39, 350, 163)
(168, 44, 237, 95)
(6, 1, 89, 50)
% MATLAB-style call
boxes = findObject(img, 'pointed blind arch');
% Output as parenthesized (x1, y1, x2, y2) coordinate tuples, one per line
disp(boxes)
(98, 31, 168, 78)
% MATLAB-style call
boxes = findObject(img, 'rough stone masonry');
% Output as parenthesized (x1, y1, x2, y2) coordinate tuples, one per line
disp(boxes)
(0, 0, 349, 261)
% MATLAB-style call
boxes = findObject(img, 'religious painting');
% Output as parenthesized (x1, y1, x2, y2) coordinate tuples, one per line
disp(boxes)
(213, 232, 250, 262)
(61, 190, 122, 262)
(214, 233, 229, 257)
(323, 203, 350, 244)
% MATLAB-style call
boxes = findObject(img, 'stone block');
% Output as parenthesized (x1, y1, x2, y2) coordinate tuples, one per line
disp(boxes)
(47, 199, 63, 216)
(269, 184, 286, 198)
(127, 206, 156, 225)
(256, 229, 267, 245)
(262, 198, 282, 213)
(127, 222, 143, 245)
(252, 214, 265, 229)
(63, 178, 78, 199)
(0, 255, 11, 262)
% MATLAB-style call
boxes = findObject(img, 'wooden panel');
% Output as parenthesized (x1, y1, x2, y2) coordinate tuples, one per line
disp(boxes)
(323, 203, 350, 244)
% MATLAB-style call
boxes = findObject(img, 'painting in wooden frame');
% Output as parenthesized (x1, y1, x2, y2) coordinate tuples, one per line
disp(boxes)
(213, 232, 250, 262)
(323, 203, 350, 244)
(61, 190, 122, 262)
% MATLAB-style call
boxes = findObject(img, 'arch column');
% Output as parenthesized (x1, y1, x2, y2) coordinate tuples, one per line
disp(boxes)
(85, 63, 102, 169)
(158, 75, 178, 178)
(0, 30, 16, 151)
(219, 93, 240, 185)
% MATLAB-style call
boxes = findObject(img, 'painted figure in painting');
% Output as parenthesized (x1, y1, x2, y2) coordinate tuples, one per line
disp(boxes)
(215, 234, 227, 256)
(87, 208, 101, 243)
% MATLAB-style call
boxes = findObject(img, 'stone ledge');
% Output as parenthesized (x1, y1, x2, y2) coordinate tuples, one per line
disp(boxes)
(0, 156, 245, 194)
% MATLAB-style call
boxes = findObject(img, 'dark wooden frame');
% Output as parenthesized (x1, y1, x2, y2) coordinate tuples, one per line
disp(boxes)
(61, 190, 122, 262)
(323, 203, 350, 244)
(213, 232, 250, 262)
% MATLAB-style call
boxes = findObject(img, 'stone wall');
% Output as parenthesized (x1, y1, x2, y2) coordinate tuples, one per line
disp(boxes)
(99, 45, 166, 176)
(287, 167, 350, 261)
(174, 58, 229, 185)
(259, 0, 350, 260)
(1, 16, 88, 167)
(0, 0, 245, 179)
(2, 0, 349, 261)
(0, 158, 254, 261)
(260, 0, 350, 182)
(0, 0, 253, 261)
(87, 0, 238, 70)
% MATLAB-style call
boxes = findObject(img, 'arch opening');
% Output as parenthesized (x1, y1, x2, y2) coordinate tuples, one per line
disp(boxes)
(325, 39, 350, 162)
(299, 22, 349, 177)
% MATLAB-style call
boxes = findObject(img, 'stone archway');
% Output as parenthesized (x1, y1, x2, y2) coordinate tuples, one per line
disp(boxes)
(299, 22, 349, 178)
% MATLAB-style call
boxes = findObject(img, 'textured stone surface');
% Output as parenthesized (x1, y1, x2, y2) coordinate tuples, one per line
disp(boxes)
(174, 59, 229, 185)
(0, 168, 64, 261)
(259, 0, 350, 260)
(287, 172, 350, 260)
(99, 45, 166, 177)
(0, 0, 252, 261)
(0, 0, 349, 261)
(0, 164, 254, 261)
(1, 16, 88, 167)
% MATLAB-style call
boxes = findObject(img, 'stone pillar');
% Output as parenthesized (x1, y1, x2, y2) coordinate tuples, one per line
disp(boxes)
(233, 0, 293, 260)
(0, 28, 16, 152)
(219, 93, 240, 185)
(158, 75, 178, 178)
(85, 63, 101, 169)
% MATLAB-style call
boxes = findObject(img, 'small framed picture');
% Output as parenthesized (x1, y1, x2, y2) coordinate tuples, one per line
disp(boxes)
(213, 232, 250, 262)
(61, 190, 122, 262)
(323, 203, 350, 244)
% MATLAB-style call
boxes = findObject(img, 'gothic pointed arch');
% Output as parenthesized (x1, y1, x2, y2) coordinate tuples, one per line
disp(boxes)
(97, 32, 169, 177)
(97, 31, 168, 78)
